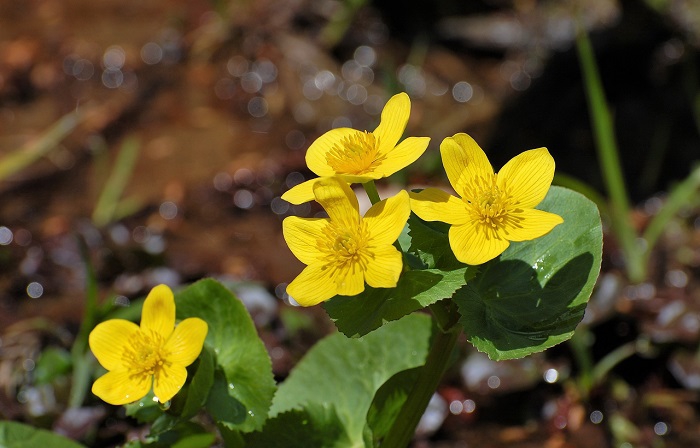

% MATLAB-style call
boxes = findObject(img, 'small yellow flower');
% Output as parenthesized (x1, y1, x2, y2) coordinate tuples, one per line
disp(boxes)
(283, 177, 410, 306)
(89, 284, 208, 405)
(410, 133, 563, 265)
(282, 92, 430, 204)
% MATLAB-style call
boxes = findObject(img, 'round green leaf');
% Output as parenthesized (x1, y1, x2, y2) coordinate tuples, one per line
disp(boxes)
(270, 313, 433, 446)
(456, 186, 603, 360)
(175, 279, 275, 432)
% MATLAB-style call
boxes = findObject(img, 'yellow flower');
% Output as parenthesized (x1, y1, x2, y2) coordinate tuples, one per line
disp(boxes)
(283, 177, 410, 306)
(410, 133, 563, 265)
(282, 92, 430, 204)
(89, 284, 208, 405)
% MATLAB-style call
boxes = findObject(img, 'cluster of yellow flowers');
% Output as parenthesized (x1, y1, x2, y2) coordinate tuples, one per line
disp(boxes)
(88, 92, 563, 407)
(282, 92, 563, 306)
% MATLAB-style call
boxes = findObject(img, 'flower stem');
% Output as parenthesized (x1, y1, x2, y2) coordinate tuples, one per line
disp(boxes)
(382, 301, 460, 447)
(362, 180, 381, 205)
(575, 24, 645, 282)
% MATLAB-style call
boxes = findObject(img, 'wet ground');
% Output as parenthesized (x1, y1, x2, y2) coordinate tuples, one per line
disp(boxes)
(1, 0, 700, 446)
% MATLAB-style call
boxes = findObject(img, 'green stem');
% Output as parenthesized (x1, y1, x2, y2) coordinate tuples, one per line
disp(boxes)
(362, 180, 381, 205)
(382, 302, 460, 447)
(69, 235, 99, 408)
(642, 164, 700, 266)
(575, 25, 645, 282)
(569, 328, 594, 399)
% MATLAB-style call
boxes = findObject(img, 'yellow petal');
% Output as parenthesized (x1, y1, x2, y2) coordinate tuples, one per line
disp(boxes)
(89, 319, 140, 371)
(164, 317, 208, 367)
(441, 133, 494, 196)
(92, 370, 152, 405)
(364, 190, 410, 246)
(449, 221, 510, 265)
(335, 263, 365, 297)
(409, 188, 470, 225)
(281, 178, 319, 205)
(306, 128, 360, 176)
(313, 177, 359, 225)
(373, 92, 410, 155)
(141, 284, 176, 339)
(287, 263, 339, 306)
(501, 209, 564, 242)
(496, 147, 555, 209)
(363, 245, 403, 288)
(282, 216, 327, 265)
(153, 363, 188, 403)
(338, 173, 379, 183)
(373, 136, 430, 177)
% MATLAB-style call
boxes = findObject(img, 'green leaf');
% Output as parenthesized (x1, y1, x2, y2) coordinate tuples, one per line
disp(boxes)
(0, 421, 86, 448)
(175, 279, 275, 432)
(405, 214, 461, 270)
(178, 345, 215, 420)
(456, 186, 603, 360)
(244, 403, 351, 448)
(324, 267, 473, 337)
(125, 390, 162, 423)
(171, 433, 216, 448)
(366, 367, 421, 443)
(269, 313, 433, 447)
(34, 347, 72, 385)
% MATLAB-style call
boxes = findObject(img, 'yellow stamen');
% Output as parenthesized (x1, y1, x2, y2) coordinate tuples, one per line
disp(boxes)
(325, 131, 385, 175)
(463, 174, 521, 237)
(320, 221, 372, 270)
(122, 330, 169, 378)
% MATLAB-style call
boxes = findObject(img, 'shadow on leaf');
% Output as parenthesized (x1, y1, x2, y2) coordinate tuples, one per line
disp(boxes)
(456, 252, 594, 360)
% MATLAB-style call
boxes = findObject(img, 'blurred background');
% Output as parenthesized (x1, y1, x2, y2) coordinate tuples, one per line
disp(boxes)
(1, 0, 700, 446)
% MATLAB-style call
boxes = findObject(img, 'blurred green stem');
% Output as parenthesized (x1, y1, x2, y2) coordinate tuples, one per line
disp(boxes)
(575, 26, 645, 283)
(569, 328, 594, 398)
(642, 164, 700, 265)
(383, 302, 460, 447)
(69, 235, 99, 408)
(92, 137, 140, 227)
(0, 109, 83, 181)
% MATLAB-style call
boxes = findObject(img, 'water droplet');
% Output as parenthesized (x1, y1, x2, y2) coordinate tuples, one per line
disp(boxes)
(159, 201, 178, 220)
(228, 383, 235, 390)
(234, 189, 255, 209)
(103, 45, 126, 70)
(248, 410, 255, 417)
(590, 410, 603, 424)
(487, 375, 500, 389)
(543, 368, 559, 384)
(26, 282, 43, 299)
(141, 42, 163, 65)
(553, 414, 567, 429)
(654, 421, 668, 436)
(159, 400, 171, 410)
(0, 226, 13, 245)
(452, 81, 473, 103)
(138, 402, 144, 407)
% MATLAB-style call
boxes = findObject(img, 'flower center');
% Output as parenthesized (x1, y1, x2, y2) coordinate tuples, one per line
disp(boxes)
(321, 221, 371, 269)
(464, 174, 517, 235)
(123, 330, 168, 378)
(325, 131, 384, 175)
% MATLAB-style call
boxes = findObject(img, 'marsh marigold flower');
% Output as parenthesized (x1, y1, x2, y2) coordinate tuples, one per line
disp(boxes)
(282, 92, 430, 204)
(410, 133, 563, 265)
(283, 177, 410, 306)
(89, 284, 207, 405)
